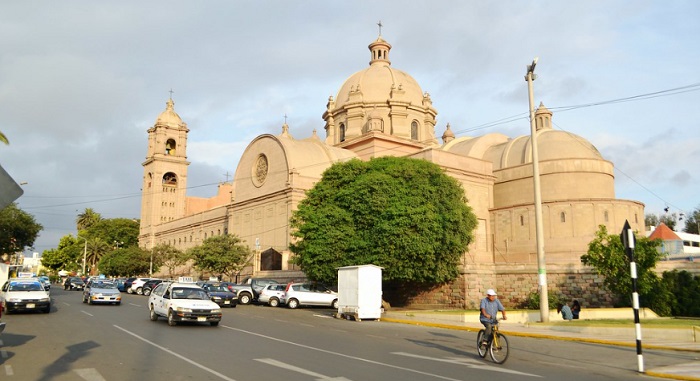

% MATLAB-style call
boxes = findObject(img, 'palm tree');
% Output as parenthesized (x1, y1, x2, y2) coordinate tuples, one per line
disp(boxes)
(85, 238, 110, 275)
(76, 208, 102, 231)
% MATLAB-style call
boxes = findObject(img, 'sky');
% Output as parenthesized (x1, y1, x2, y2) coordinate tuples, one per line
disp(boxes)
(1, 1, 698, 255)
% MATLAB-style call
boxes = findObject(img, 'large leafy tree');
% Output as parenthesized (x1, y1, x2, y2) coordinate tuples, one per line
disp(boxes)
(188, 235, 251, 281)
(98, 246, 150, 277)
(659, 214, 678, 231)
(581, 225, 667, 312)
(0, 203, 43, 256)
(40, 235, 83, 272)
(151, 243, 188, 277)
(76, 208, 102, 231)
(85, 238, 111, 275)
(290, 156, 478, 285)
(682, 206, 700, 234)
(84, 218, 139, 249)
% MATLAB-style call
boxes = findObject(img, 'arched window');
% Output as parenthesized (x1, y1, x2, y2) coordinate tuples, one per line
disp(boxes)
(520, 215, 524, 226)
(339, 123, 346, 142)
(560, 212, 566, 223)
(411, 121, 418, 140)
(163, 172, 177, 186)
(165, 138, 176, 155)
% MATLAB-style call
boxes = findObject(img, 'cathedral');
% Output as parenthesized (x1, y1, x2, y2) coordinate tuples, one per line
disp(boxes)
(138, 34, 645, 308)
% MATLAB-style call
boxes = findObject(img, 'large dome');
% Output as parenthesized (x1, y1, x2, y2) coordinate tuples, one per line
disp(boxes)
(154, 98, 185, 128)
(333, 38, 425, 110)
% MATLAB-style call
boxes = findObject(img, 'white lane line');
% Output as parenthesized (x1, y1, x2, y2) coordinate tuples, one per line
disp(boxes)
(393, 352, 541, 377)
(81, 311, 94, 317)
(113, 325, 237, 381)
(222, 325, 465, 381)
(128, 303, 141, 307)
(5, 364, 13, 376)
(256, 358, 351, 380)
(74, 368, 107, 381)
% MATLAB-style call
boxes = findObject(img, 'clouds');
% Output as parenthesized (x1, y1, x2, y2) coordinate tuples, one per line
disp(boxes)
(1, 1, 699, 254)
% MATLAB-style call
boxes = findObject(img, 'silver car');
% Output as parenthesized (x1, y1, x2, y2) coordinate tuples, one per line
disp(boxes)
(258, 283, 287, 307)
(82, 280, 122, 305)
(283, 282, 338, 309)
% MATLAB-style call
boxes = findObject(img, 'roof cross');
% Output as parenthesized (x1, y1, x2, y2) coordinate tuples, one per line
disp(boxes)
(377, 21, 383, 36)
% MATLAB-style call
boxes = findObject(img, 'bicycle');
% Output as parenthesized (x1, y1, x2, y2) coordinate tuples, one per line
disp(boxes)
(476, 319, 510, 364)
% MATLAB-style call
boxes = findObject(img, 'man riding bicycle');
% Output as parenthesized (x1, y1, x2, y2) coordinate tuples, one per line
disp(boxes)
(480, 289, 507, 344)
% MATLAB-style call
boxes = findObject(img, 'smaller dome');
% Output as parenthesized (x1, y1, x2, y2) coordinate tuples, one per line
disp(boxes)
(155, 99, 184, 128)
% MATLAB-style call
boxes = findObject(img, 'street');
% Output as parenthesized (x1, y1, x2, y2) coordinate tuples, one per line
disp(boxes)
(0, 288, 695, 380)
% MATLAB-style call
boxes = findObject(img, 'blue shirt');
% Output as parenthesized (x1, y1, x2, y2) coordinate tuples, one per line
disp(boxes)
(480, 297, 504, 322)
(560, 305, 573, 320)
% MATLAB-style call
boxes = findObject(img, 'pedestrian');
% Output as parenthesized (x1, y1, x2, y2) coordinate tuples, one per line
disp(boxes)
(571, 299, 581, 320)
(557, 302, 573, 321)
(479, 289, 507, 344)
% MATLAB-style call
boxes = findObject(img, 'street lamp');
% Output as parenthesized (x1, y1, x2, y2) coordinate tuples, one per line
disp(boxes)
(79, 237, 88, 275)
(525, 57, 549, 322)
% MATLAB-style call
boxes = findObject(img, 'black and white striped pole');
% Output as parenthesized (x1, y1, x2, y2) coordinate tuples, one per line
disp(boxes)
(620, 220, 644, 373)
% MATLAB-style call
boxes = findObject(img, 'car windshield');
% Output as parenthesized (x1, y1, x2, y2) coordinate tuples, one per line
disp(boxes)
(171, 287, 209, 300)
(92, 282, 116, 289)
(71, 278, 83, 283)
(9, 282, 44, 291)
(207, 285, 230, 292)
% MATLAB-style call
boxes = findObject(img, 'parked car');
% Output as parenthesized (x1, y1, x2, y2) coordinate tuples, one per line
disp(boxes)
(129, 278, 152, 295)
(1, 277, 51, 313)
(142, 279, 165, 296)
(229, 278, 280, 305)
(148, 278, 222, 326)
(120, 277, 137, 292)
(82, 280, 121, 305)
(64, 277, 85, 291)
(283, 282, 338, 309)
(202, 283, 237, 308)
(38, 276, 51, 291)
(258, 283, 287, 307)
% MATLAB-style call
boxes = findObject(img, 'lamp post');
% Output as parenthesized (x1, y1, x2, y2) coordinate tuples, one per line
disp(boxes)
(79, 237, 88, 275)
(525, 57, 549, 322)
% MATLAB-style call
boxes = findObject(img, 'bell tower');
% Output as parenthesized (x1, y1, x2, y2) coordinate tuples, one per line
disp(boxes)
(139, 97, 190, 249)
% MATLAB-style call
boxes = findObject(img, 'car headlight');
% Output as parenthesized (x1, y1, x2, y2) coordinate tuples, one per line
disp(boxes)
(212, 296, 221, 301)
(39, 297, 50, 302)
(176, 307, 192, 313)
(211, 309, 222, 314)
(8, 298, 22, 302)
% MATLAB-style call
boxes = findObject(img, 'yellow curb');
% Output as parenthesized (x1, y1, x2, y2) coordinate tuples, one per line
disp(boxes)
(646, 371, 700, 381)
(381, 317, 699, 353)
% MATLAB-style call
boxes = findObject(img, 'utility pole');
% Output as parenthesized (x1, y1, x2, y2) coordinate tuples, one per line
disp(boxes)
(525, 57, 549, 322)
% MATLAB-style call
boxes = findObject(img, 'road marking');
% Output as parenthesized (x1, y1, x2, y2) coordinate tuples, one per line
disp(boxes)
(392, 352, 541, 377)
(74, 368, 107, 381)
(5, 364, 13, 376)
(256, 358, 351, 380)
(81, 311, 94, 317)
(313, 314, 333, 319)
(113, 325, 237, 381)
(128, 303, 141, 307)
(223, 325, 469, 381)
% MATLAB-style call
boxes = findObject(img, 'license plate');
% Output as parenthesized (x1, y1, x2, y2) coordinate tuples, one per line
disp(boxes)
(27, 303, 35, 308)
(224, 301, 230, 304)
(197, 317, 206, 322)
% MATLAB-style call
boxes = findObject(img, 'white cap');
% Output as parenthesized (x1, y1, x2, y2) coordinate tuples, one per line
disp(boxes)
(486, 289, 497, 296)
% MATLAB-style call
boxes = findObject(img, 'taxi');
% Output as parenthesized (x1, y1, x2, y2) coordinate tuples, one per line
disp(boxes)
(1, 275, 51, 314)
(148, 277, 222, 326)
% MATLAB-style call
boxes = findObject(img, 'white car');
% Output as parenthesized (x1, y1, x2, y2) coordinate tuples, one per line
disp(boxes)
(1, 277, 51, 314)
(148, 278, 222, 326)
(283, 282, 338, 309)
(128, 278, 151, 295)
(258, 283, 287, 307)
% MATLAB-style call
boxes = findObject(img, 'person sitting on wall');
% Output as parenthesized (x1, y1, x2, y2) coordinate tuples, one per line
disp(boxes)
(557, 302, 573, 321)
(571, 299, 581, 319)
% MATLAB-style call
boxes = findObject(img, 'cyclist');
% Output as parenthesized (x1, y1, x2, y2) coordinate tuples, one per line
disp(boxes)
(480, 289, 507, 344)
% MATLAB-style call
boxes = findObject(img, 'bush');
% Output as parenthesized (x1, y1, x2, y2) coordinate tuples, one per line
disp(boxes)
(523, 290, 569, 310)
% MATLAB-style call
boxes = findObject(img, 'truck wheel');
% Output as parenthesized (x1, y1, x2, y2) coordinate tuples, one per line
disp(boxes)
(287, 298, 299, 309)
(269, 298, 279, 307)
(238, 292, 252, 305)
(167, 309, 177, 326)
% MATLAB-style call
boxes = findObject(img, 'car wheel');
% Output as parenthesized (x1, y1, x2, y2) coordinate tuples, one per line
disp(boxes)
(331, 299, 339, 309)
(149, 305, 158, 321)
(269, 298, 279, 307)
(143, 288, 151, 296)
(238, 292, 252, 305)
(136, 287, 143, 295)
(167, 309, 177, 326)
(287, 298, 299, 309)
(210, 321, 219, 327)
(127, 288, 134, 294)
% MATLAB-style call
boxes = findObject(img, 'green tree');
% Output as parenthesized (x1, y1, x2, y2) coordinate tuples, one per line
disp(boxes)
(659, 214, 677, 231)
(76, 208, 102, 231)
(290, 157, 478, 285)
(644, 214, 659, 229)
(40, 235, 83, 272)
(0, 203, 43, 256)
(660, 270, 700, 317)
(98, 246, 150, 276)
(188, 235, 251, 281)
(682, 206, 700, 234)
(152, 243, 188, 277)
(581, 225, 666, 311)
(85, 238, 110, 275)
(84, 218, 139, 249)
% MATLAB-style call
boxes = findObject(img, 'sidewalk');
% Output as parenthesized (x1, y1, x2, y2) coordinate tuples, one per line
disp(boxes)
(381, 310, 700, 381)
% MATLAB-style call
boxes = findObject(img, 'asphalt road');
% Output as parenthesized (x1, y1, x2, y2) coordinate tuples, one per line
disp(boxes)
(0, 288, 695, 380)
